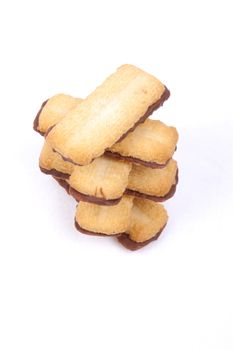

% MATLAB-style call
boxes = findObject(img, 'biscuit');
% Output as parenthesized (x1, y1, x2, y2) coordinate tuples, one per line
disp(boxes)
(46, 65, 169, 165)
(68, 155, 132, 205)
(75, 196, 134, 236)
(34, 94, 81, 135)
(39, 142, 74, 179)
(118, 199, 168, 250)
(106, 119, 178, 167)
(125, 159, 178, 201)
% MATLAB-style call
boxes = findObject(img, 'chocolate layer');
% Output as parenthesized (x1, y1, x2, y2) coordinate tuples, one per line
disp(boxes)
(53, 150, 85, 166)
(117, 86, 170, 142)
(75, 220, 122, 237)
(117, 224, 166, 251)
(69, 186, 121, 206)
(33, 99, 49, 135)
(53, 176, 70, 194)
(39, 166, 70, 180)
(105, 151, 171, 169)
(125, 170, 179, 202)
(45, 125, 55, 137)
(49, 87, 170, 166)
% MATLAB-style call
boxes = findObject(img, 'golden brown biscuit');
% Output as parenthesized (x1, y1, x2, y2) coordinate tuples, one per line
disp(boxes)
(126, 159, 178, 201)
(68, 155, 132, 204)
(39, 142, 74, 179)
(107, 119, 178, 167)
(46, 65, 169, 165)
(118, 199, 168, 250)
(34, 94, 81, 135)
(75, 196, 134, 236)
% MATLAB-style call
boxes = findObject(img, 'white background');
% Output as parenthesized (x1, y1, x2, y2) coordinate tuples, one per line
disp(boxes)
(0, 0, 233, 349)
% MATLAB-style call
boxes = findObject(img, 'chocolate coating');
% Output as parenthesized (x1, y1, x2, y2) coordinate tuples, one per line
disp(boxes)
(105, 151, 171, 169)
(45, 125, 55, 137)
(33, 100, 49, 135)
(39, 166, 70, 180)
(54, 150, 85, 166)
(75, 220, 122, 237)
(69, 186, 121, 206)
(117, 224, 166, 251)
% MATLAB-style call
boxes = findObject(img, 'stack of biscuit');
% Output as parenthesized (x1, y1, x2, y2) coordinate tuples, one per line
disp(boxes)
(34, 64, 179, 250)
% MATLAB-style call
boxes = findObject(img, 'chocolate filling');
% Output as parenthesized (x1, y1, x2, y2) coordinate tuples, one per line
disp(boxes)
(45, 124, 56, 137)
(39, 166, 70, 180)
(48, 87, 170, 166)
(33, 99, 49, 135)
(105, 151, 171, 169)
(125, 170, 179, 202)
(117, 224, 167, 251)
(69, 186, 122, 206)
(75, 220, 122, 237)
(53, 176, 70, 194)
(53, 150, 85, 166)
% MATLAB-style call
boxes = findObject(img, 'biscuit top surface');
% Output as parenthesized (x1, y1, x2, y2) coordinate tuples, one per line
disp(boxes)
(109, 119, 179, 164)
(39, 141, 74, 175)
(38, 94, 81, 134)
(69, 156, 132, 200)
(128, 159, 178, 196)
(76, 195, 134, 234)
(46, 65, 166, 165)
(127, 199, 168, 242)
